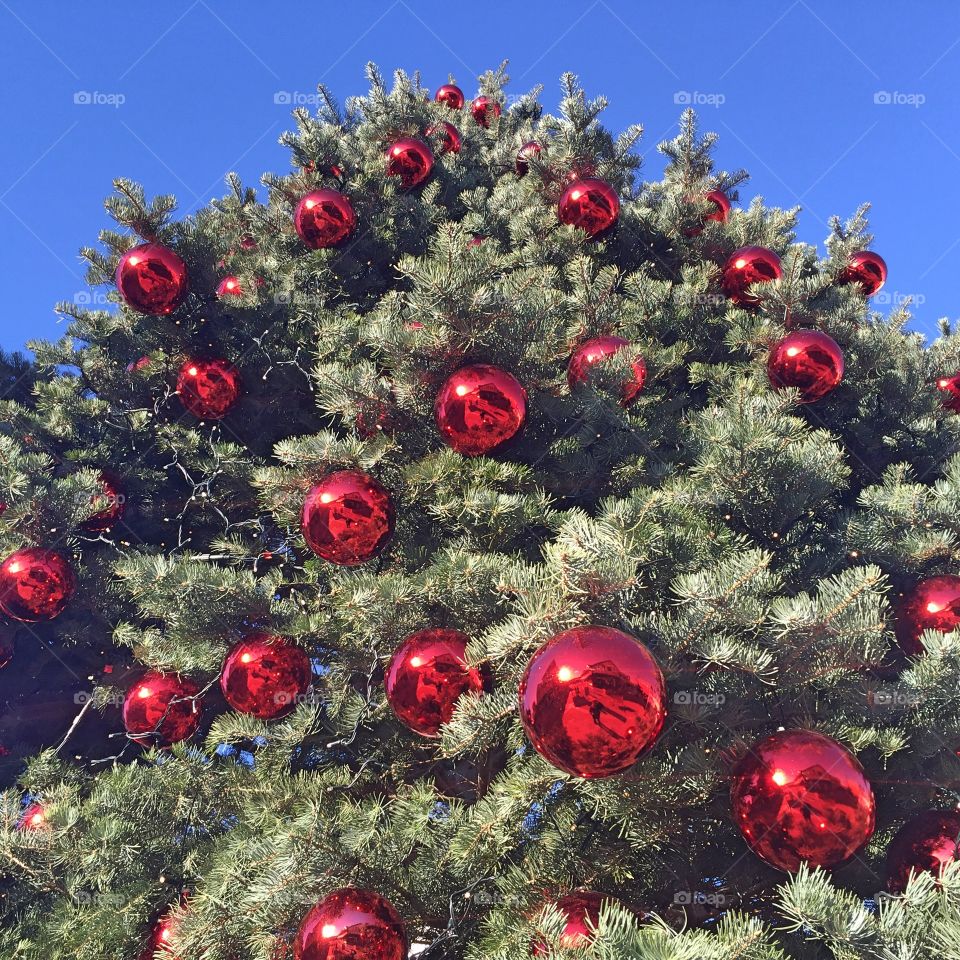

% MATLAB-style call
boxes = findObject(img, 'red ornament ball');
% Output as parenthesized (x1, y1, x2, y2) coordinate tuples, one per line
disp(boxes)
(295, 888, 407, 960)
(434, 84, 465, 110)
(127, 355, 151, 373)
(18, 803, 46, 831)
(516, 140, 542, 177)
(767, 330, 844, 403)
(85, 472, 126, 532)
(519, 625, 667, 779)
(427, 121, 461, 155)
(123, 671, 202, 746)
(0, 628, 13, 669)
(886, 810, 960, 893)
(721, 246, 782, 306)
(895, 575, 960, 655)
(221, 633, 312, 719)
(176, 358, 241, 419)
(841, 250, 887, 296)
(937, 373, 960, 413)
(386, 137, 434, 188)
(301, 470, 394, 566)
(567, 336, 646, 406)
(138, 913, 179, 960)
(470, 95, 501, 127)
(558, 179, 620, 237)
(434, 364, 527, 457)
(0, 548, 75, 622)
(385, 629, 483, 737)
(240, 234, 257, 251)
(216, 275, 242, 298)
(294, 189, 356, 249)
(730, 729, 876, 871)
(704, 189, 731, 223)
(532, 892, 621, 955)
(115, 243, 189, 315)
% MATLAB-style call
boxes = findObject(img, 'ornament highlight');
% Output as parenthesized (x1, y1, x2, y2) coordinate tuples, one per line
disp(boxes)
(386, 137, 434, 188)
(558, 178, 620, 237)
(721, 246, 782, 306)
(767, 330, 844, 403)
(295, 888, 407, 960)
(18, 802, 45, 831)
(886, 810, 960, 893)
(434, 84, 465, 110)
(841, 250, 887, 296)
(123, 671, 203, 745)
(567, 336, 646, 405)
(0, 548, 75, 622)
(221, 633, 312, 719)
(294, 189, 356, 249)
(895, 574, 960, 655)
(176, 358, 241, 419)
(115, 243, 189, 315)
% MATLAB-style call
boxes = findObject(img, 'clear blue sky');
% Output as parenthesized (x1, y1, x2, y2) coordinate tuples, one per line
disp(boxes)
(0, 1, 957, 350)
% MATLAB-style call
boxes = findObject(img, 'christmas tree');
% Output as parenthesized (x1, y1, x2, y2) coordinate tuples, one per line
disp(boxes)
(3, 63, 960, 959)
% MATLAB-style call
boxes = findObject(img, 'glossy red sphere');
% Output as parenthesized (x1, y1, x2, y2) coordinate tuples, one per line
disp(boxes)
(176, 358, 241, 419)
(427, 121, 461, 155)
(294, 189, 357, 249)
(85, 472, 126, 532)
(434, 84, 465, 110)
(434, 364, 527, 457)
(721, 246, 782, 306)
(470, 96, 501, 127)
(0, 548, 75, 622)
(886, 810, 960, 893)
(221, 633, 312, 719)
(730, 729, 875, 871)
(301, 470, 394, 566)
(127, 355, 151, 373)
(937, 373, 960, 413)
(138, 913, 179, 960)
(841, 250, 887, 296)
(295, 888, 407, 960)
(567, 336, 646, 405)
(386, 138, 434, 188)
(123, 671, 203, 746)
(519, 626, 667, 779)
(516, 140, 542, 177)
(896, 575, 960, 655)
(767, 330, 844, 403)
(216, 275, 242, 298)
(115, 243, 189, 315)
(385, 629, 484, 737)
(557, 178, 620, 237)
(532, 891, 621, 955)
(0, 628, 13, 669)
(17, 802, 46, 831)
(704, 189, 731, 223)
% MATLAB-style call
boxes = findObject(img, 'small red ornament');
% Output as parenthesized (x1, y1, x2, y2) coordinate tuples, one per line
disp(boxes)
(722, 246, 782, 306)
(301, 470, 394, 566)
(220, 633, 312, 720)
(0, 628, 13, 669)
(467, 235, 486, 247)
(176, 358, 241, 419)
(294, 189, 357, 249)
(386, 137, 434, 188)
(138, 912, 180, 960)
(216, 275, 242, 298)
(239, 234, 257, 251)
(85, 472, 125, 532)
(123, 671, 203, 746)
(841, 250, 887, 296)
(470, 96, 501, 127)
(516, 141, 542, 177)
(704, 189, 731, 223)
(434, 364, 527, 457)
(0, 548, 75, 622)
(567, 336, 646, 405)
(730, 729, 875, 871)
(385, 629, 484, 737)
(427, 121, 461, 155)
(434, 84, 465, 110)
(895, 575, 960, 655)
(127, 356, 151, 373)
(767, 330, 844, 403)
(886, 810, 960, 893)
(295, 888, 407, 960)
(557, 179, 620, 237)
(115, 243, 189, 315)
(18, 802, 45, 831)
(532, 892, 621, 955)
(937, 374, 960, 413)
(519, 625, 666, 779)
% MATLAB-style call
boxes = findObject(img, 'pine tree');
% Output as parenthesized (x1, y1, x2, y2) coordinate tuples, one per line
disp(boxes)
(3, 64, 960, 959)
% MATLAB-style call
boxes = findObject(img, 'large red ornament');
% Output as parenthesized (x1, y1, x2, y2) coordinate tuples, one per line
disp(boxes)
(295, 888, 407, 960)
(385, 629, 483, 737)
(937, 373, 960, 413)
(841, 250, 887, 296)
(294, 189, 356, 249)
(730, 729, 875, 871)
(220, 633, 312, 719)
(176, 358, 241, 419)
(767, 330, 844, 403)
(470, 96, 501, 127)
(434, 84, 465, 110)
(386, 137, 434, 188)
(301, 470, 394, 566)
(519, 625, 667, 779)
(532, 891, 621, 955)
(115, 243, 189, 315)
(123, 671, 203, 746)
(434, 364, 527, 457)
(895, 575, 960, 655)
(557, 178, 619, 237)
(516, 141, 542, 177)
(886, 810, 960, 893)
(85, 472, 126, 532)
(426, 121, 461, 155)
(567, 336, 646, 405)
(721, 246, 782, 306)
(0, 548, 75, 622)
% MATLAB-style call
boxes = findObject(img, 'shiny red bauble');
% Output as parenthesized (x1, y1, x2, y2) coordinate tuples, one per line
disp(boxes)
(115, 243, 188, 315)
(18, 802, 45, 831)
(895, 575, 960, 655)
(434, 84, 465, 110)
(721, 246, 782, 306)
(123, 671, 203, 745)
(519, 626, 667, 779)
(85, 472, 126, 532)
(176, 358, 241, 419)
(138, 912, 179, 960)
(937, 373, 960, 413)
(295, 888, 407, 960)
(532, 891, 621, 955)
(567, 336, 646, 405)
(0, 548, 75, 622)
(767, 330, 844, 403)
(470, 95, 501, 127)
(221, 633, 312, 720)
(730, 729, 876, 871)
(294, 189, 356, 249)
(216, 275, 242, 298)
(558, 178, 619, 237)
(434, 364, 527, 457)
(385, 629, 484, 737)
(841, 250, 887, 296)
(427, 121, 461, 155)
(386, 137, 434, 188)
(516, 140, 542, 177)
(886, 810, 960, 893)
(301, 470, 394, 566)
(704, 189, 731, 223)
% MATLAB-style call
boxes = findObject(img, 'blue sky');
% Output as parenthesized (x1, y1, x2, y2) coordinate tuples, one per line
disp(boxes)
(0, 1, 957, 350)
